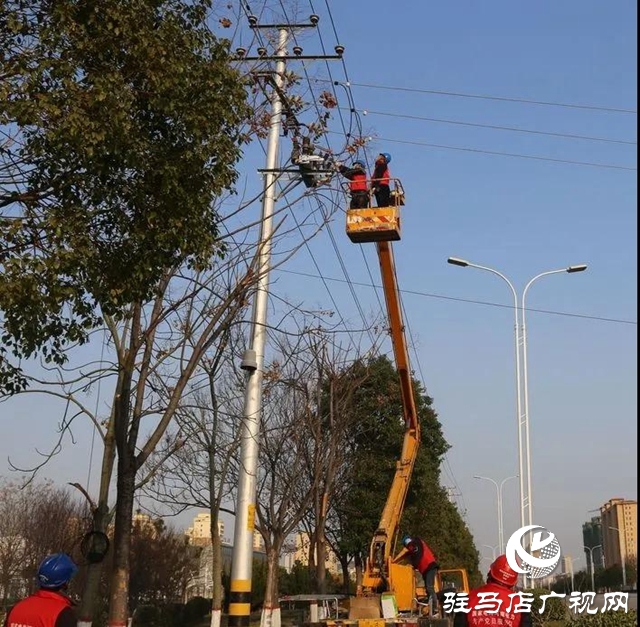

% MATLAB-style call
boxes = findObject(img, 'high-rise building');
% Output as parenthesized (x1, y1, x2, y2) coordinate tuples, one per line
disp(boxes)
(185, 512, 225, 547)
(132, 511, 158, 538)
(599, 498, 637, 568)
(582, 516, 604, 570)
(253, 529, 265, 552)
(282, 532, 343, 576)
(185, 513, 263, 551)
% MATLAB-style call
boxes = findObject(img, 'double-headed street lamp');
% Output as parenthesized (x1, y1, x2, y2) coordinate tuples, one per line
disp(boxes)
(483, 544, 499, 561)
(520, 264, 587, 528)
(584, 544, 602, 592)
(448, 257, 587, 587)
(474, 475, 518, 554)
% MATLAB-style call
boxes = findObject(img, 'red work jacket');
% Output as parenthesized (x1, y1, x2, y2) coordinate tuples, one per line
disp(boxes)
(5, 590, 76, 627)
(371, 164, 390, 187)
(461, 582, 529, 627)
(407, 537, 437, 573)
(349, 171, 367, 191)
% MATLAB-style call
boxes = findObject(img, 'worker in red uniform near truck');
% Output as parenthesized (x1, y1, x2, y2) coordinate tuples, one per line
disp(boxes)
(393, 535, 440, 616)
(453, 555, 532, 627)
(4, 553, 78, 627)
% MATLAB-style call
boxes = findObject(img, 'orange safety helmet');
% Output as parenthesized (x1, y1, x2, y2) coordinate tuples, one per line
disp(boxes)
(489, 555, 519, 587)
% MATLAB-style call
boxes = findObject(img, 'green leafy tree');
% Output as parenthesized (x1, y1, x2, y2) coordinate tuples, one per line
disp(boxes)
(328, 355, 481, 589)
(0, 0, 250, 392)
(527, 587, 568, 626)
(572, 611, 637, 627)
(280, 560, 313, 596)
(1, 1, 251, 624)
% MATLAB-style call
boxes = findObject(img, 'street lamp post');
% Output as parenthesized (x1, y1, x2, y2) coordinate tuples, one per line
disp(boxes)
(520, 266, 587, 530)
(569, 556, 582, 593)
(584, 544, 602, 592)
(609, 526, 627, 589)
(447, 257, 526, 559)
(447, 257, 587, 586)
(483, 544, 499, 561)
(474, 475, 518, 553)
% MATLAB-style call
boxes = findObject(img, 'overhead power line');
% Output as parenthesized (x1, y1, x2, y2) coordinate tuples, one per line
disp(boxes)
(317, 78, 637, 115)
(332, 132, 636, 172)
(277, 269, 637, 326)
(343, 107, 636, 146)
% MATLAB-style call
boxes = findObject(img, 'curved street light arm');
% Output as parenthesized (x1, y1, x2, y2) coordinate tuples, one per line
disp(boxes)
(520, 265, 588, 533)
(459, 261, 526, 554)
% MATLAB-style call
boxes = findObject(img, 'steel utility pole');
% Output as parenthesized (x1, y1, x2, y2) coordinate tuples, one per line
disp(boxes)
(228, 14, 344, 627)
(228, 27, 288, 627)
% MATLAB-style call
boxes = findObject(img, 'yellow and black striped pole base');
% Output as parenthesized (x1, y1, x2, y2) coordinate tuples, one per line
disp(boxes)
(228, 579, 252, 627)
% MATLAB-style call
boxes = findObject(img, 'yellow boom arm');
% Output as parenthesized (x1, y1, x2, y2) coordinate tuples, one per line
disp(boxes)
(361, 240, 421, 592)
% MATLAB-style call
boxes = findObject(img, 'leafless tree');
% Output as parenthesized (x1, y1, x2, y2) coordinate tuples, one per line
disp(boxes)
(2, 3, 366, 622)
(143, 324, 246, 627)
(4, 185, 331, 623)
(0, 480, 88, 608)
(0, 481, 32, 608)
(303, 336, 378, 594)
(254, 319, 378, 627)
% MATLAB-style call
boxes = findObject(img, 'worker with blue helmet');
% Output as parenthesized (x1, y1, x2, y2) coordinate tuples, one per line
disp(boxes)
(393, 535, 440, 617)
(371, 152, 392, 207)
(6, 553, 78, 626)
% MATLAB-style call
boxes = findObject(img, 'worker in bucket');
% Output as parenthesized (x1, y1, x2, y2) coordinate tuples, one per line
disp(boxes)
(393, 535, 440, 617)
(336, 159, 369, 208)
(453, 555, 532, 627)
(5, 553, 79, 626)
(370, 152, 392, 207)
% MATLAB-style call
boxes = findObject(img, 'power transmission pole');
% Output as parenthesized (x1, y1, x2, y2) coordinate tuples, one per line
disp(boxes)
(228, 26, 288, 627)
(228, 14, 344, 627)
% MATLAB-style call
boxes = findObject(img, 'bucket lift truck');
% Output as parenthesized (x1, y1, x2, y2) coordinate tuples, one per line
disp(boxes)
(344, 183, 469, 621)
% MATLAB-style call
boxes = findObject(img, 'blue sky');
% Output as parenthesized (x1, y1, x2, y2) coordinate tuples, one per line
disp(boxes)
(1, 1, 636, 576)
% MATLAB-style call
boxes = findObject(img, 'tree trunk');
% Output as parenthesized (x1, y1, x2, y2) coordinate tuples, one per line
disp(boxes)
(77, 504, 110, 627)
(307, 529, 316, 590)
(261, 543, 282, 627)
(210, 515, 224, 627)
(79, 410, 116, 627)
(2, 576, 9, 609)
(107, 454, 136, 626)
(315, 523, 327, 594)
(340, 556, 351, 594)
(355, 553, 363, 589)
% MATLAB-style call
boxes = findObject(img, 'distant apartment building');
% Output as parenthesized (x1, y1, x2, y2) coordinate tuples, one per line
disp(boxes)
(186, 513, 225, 547)
(185, 512, 264, 551)
(280, 531, 344, 577)
(582, 516, 604, 570)
(561, 555, 573, 575)
(132, 511, 158, 538)
(600, 498, 637, 568)
(253, 529, 265, 552)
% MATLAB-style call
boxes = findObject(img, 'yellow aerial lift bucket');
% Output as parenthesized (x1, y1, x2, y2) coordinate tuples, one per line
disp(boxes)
(346, 206, 401, 243)
(345, 179, 405, 244)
